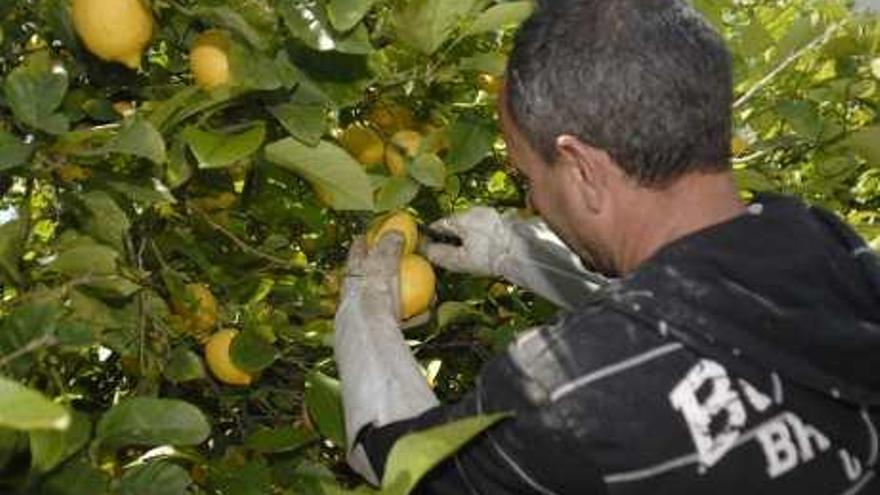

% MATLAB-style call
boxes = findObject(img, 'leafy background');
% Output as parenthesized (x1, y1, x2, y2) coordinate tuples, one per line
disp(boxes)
(0, 0, 877, 493)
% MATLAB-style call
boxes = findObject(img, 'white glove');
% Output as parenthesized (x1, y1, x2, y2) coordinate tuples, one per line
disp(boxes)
(423, 207, 608, 310)
(334, 232, 439, 485)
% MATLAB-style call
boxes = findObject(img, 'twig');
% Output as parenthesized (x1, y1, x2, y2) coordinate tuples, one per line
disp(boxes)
(0, 335, 58, 367)
(733, 21, 844, 110)
(195, 210, 293, 267)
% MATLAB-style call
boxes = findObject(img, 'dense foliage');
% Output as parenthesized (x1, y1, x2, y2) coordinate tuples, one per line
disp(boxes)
(0, 0, 876, 493)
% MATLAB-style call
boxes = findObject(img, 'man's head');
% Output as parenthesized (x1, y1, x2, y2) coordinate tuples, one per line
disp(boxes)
(502, 0, 737, 275)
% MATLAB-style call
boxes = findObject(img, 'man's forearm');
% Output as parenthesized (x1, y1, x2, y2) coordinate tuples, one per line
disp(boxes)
(498, 218, 609, 310)
(334, 293, 439, 484)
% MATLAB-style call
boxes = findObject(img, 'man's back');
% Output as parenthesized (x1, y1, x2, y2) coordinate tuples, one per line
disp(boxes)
(361, 195, 880, 494)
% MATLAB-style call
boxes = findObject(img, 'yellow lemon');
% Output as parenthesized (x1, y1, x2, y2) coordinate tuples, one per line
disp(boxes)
(72, 0, 153, 69)
(55, 164, 91, 183)
(731, 135, 748, 157)
(314, 184, 334, 207)
(367, 211, 419, 255)
(391, 130, 423, 157)
(384, 130, 423, 176)
(368, 102, 416, 135)
(190, 30, 232, 90)
(399, 254, 436, 320)
(477, 73, 502, 94)
(339, 124, 385, 167)
(204, 329, 253, 386)
(172, 283, 218, 339)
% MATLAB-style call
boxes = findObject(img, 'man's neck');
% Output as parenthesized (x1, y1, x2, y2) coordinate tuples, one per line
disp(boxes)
(613, 172, 746, 274)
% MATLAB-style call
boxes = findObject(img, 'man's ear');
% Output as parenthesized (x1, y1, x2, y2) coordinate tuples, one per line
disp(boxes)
(555, 134, 610, 213)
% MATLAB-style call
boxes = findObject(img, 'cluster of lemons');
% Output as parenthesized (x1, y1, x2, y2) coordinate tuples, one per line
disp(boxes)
(72, 0, 232, 89)
(337, 106, 450, 182)
(70, 0, 432, 386)
(366, 211, 436, 320)
(168, 212, 436, 387)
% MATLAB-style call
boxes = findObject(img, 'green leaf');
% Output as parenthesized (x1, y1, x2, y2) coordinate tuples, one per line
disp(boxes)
(327, 0, 377, 32)
(38, 455, 110, 495)
(183, 122, 266, 169)
(50, 243, 119, 278)
(102, 117, 167, 164)
(209, 457, 273, 495)
(228, 41, 284, 91)
(269, 101, 327, 147)
(194, 6, 268, 50)
(163, 347, 206, 383)
(458, 52, 508, 76)
(376, 176, 420, 211)
(0, 131, 34, 171)
(304, 371, 345, 446)
(77, 191, 130, 251)
(245, 425, 317, 454)
(4, 51, 69, 134)
(843, 125, 880, 165)
(230, 329, 277, 373)
(465, 2, 534, 36)
(381, 413, 509, 495)
(279, 1, 373, 54)
(0, 218, 24, 286)
(0, 428, 25, 472)
(29, 411, 91, 473)
(0, 376, 70, 431)
(264, 138, 374, 210)
(118, 461, 192, 495)
(734, 168, 776, 192)
(436, 301, 491, 330)
(445, 115, 496, 173)
(409, 154, 446, 188)
(94, 398, 210, 452)
(776, 100, 823, 139)
(394, 0, 479, 54)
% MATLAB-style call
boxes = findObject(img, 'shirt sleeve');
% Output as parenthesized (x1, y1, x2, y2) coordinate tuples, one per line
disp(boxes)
(359, 342, 608, 495)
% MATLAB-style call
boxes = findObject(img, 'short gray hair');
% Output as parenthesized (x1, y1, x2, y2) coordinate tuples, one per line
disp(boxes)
(506, 0, 733, 186)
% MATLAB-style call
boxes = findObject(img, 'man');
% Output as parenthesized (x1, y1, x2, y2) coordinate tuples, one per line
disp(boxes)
(334, 0, 880, 493)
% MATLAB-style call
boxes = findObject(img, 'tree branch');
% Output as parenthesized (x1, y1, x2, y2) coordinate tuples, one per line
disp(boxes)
(733, 21, 844, 110)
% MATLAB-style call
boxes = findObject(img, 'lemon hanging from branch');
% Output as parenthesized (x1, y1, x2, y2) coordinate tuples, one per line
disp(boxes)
(204, 329, 253, 386)
(190, 29, 232, 90)
(72, 0, 154, 69)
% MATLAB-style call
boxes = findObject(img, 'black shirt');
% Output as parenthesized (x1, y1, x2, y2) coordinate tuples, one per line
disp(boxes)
(362, 195, 880, 494)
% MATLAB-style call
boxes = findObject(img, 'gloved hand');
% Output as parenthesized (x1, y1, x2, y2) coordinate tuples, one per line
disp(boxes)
(423, 207, 609, 310)
(334, 232, 439, 485)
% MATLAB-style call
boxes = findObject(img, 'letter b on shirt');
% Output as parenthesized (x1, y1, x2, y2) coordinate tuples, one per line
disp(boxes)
(669, 360, 747, 468)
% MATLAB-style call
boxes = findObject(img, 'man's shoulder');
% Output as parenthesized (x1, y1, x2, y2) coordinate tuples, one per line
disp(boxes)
(498, 301, 693, 405)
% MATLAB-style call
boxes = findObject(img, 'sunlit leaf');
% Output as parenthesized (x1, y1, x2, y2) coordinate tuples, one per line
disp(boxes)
(465, 2, 534, 36)
(29, 411, 90, 473)
(327, 0, 376, 32)
(3, 52, 69, 134)
(95, 398, 210, 452)
(381, 413, 509, 495)
(304, 371, 345, 447)
(265, 138, 374, 210)
(183, 122, 266, 169)
(394, 0, 479, 54)
(409, 154, 446, 188)
(0, 377, 70, 431)
(376, 176, 420, 211)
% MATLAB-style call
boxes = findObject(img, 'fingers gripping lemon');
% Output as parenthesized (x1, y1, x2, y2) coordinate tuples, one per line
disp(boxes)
(367, 211, 419, 255)
(72, 0, 154, 69)
(204, 329, 253, 386)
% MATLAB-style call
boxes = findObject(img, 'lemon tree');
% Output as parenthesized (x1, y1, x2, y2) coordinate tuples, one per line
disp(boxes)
(0, 0, 877, 494)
